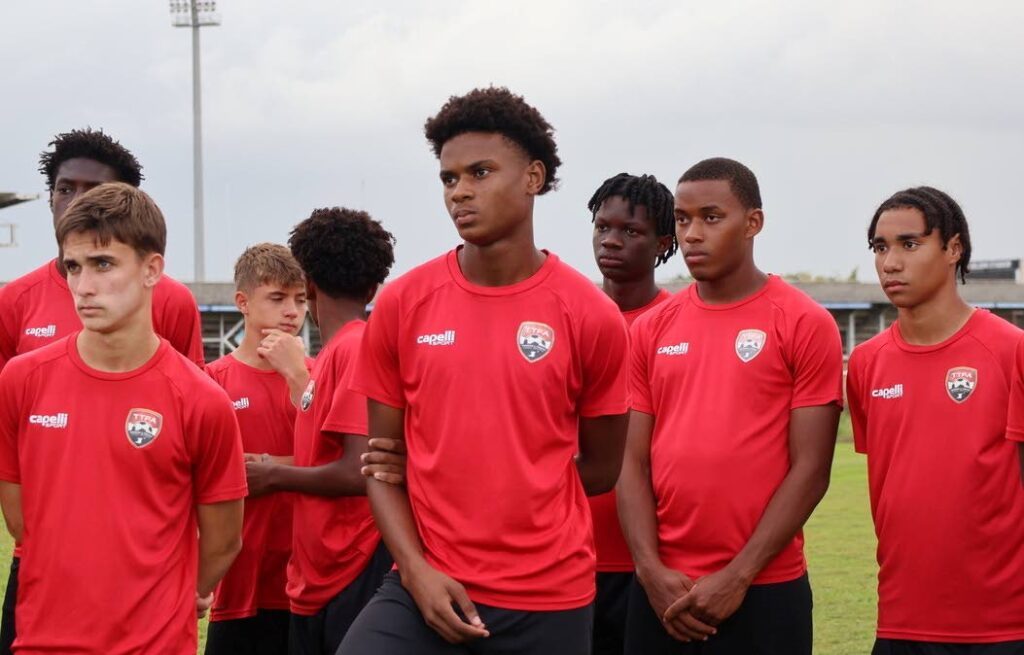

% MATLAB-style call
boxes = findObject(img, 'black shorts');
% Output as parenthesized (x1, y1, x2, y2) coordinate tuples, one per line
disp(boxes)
(338, 570, 594, 655)
(594, 571, 632, 655)
(205, 608, 290, 655)
(624, 572, 812, 655)
(0, 556, 18, 655)
(872, 638, 1024, 655)
(289, 540, 392, 655)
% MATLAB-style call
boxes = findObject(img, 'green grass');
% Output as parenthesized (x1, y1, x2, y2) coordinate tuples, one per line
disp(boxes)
(0, 413, 876, 654)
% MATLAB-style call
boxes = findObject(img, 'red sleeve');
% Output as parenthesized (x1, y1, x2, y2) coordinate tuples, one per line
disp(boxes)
(322, 344, 369, 437)
(0, 285, 21, 371)
(349, 288, 405, 408)
(154, 279, 205, 368)
(577, 304, 630, 418)
(187, 384, 247, 504)
(1006, 337, 1024, 443)
(847, 350, 868, 453)
(0, 365, 23, 483)
(629, 317, 655, 415)
(787, 306, 844, 410)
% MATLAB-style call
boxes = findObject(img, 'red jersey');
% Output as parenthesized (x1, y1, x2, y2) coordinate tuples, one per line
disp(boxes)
(630, 276, 843, 584)
(0, 259, 205, 370)
(287, 320, 379, 616)
(590, 288, 670, 572)
(351, 250, 630, 611)
(849, 310, 1024, 643)
(0, 335, 246, 654)
(206, 354, 298, 621)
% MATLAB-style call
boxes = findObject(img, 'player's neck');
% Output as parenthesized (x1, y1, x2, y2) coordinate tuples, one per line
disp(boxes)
(695, 258, 767, 305)
(602, 274, 661, 312)
(896, 284, 974, 346)
(316, 298, 366, 343)
(458, 223, 545, 287)
(76, 316, 161, 373)
(232, 331, 274, 370)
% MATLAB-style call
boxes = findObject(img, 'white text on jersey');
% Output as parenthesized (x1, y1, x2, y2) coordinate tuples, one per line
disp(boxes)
(657, 342, 690, 356)
(871, 384, 904, 399)
(417, 330, 456, 346)
(233, 397, 250, 410)
(24, 325, 56, 338)
(29, 413, 68, 429)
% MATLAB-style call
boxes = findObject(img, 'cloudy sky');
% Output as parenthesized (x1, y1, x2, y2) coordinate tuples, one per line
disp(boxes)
(2, 1, 1022, 284)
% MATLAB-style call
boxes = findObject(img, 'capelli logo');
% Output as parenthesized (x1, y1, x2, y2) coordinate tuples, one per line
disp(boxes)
(416, 330, 456, 346)
(656, 342, 690, 356)
(24, 325, 56, 338)
(29, 413, 68, 429)
(871, 384, 904, 400)
(232, 397, 250, 410)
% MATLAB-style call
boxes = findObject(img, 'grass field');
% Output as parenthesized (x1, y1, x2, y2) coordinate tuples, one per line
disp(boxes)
(0, 415, 877, 654)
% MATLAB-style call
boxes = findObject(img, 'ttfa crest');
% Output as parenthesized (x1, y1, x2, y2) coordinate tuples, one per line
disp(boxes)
(125, 408, 163, 448)
(945, 367, 977, 403)
(517, 322, 555, 362)
(735, 329, 766, 363)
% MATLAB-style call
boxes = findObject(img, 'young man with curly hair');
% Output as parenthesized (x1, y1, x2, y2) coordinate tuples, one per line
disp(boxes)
(340, 87, 631, 655)
(587, 172, 677, 655)
(203, 243, 309, 654)
(243, 208, 397, 655)
(0, 128, 204, 654)
(0, 183, 245, 653)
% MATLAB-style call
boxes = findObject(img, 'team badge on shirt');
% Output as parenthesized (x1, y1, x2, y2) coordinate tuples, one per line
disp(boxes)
(125, 409, 163, 448)
(517, 321, 555, 362)
(300, 380, 315, 412)
(945, 367, 977, 403)
(735, 329, 766, 363)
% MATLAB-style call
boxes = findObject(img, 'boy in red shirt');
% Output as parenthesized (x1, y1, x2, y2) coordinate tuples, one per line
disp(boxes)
(619, 158, 843, 655)
(204, 243, 309, 654)
(848, 187, 1024, 654)
(0, 128, 204, 653)
(243, 208, 396, 655)
(0, 183, 245, 654)
(340, 87, 631, 655)
(587, 172, 677, 655)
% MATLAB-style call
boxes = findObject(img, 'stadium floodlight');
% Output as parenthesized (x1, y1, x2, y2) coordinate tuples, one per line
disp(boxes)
(170, 1, 220, 282)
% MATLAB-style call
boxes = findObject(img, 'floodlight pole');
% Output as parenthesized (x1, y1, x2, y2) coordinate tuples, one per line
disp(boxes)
(171, 1, 219, 282)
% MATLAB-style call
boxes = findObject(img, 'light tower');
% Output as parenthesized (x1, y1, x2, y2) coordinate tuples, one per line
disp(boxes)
(170, 1, 220, 282)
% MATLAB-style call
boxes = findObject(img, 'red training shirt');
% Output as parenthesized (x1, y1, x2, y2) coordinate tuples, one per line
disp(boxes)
(351, 249, 631, 611)
(287, 320, 380, 616)
(590, 288, 671, 572)
(849, 309, 1024, 643)
(630, 276, 843, 584)
(206, 354, 299, 621)
(0, 259, 205, 370)
(0, 335, 246, 654)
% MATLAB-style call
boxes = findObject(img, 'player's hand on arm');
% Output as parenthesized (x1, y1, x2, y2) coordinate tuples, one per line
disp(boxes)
(0, 482, 23, 543)
(616, 411, 711, 641)
(366, 400, 489, 643)
(196, 499, 244, 601)
(576, 413, 629, 495)
(247, 435, 368, 497)
(360, 437, 407, 485)
(257, 329, 310, 404)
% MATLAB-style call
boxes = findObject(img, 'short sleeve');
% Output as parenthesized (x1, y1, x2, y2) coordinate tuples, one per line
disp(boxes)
(154, 278, 205, 368)
(350, 287, 405, 408)
(629, 317, 655, 415)
(322, 342, 369, 438)
(1006, 337, 1024, 443)
(847, 349, 868, 454)
(787, 306, 844, 410)
(0, 286, 20, 371)
(188, 385, 247, 504)
(577, 303, 630, 418)
(0, 366, 22, 483)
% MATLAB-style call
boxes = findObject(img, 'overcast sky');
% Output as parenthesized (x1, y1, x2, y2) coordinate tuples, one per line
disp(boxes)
(2, 1, 1022, 284)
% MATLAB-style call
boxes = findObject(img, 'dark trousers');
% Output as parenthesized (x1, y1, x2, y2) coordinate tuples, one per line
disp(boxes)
(338, 571, 594, 655)
(206, 608, 290, 655)
(0, 557, 17, 655)
(288, 541, 392, 655)
(624, 573, 812, 655)
(872, 639, 1024, 655)
(594, 572, 632, 655)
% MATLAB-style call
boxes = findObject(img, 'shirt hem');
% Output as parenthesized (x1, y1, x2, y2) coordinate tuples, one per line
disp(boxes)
(320, 422, 369, 437)
(1006, 428, 1024, 443)
(790, 396, 844, 411)
(0, 471, 20, 484)
(197, 485, 249, 505)
(464, 589, 595, 611)
(877, 628, 1024, 644)
(596, 564, 634, 573)
(579, 402, 631, 419)
(349, 386, 405, 410)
